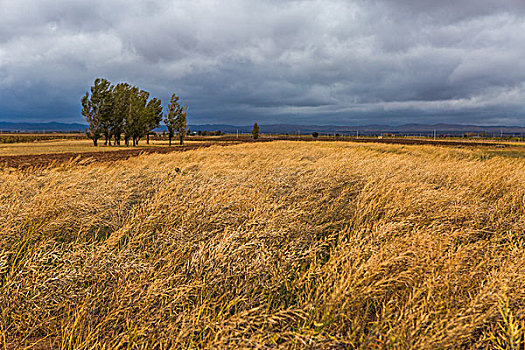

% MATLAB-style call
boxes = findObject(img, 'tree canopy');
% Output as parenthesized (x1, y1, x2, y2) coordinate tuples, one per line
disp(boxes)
(252, 122, 259, 140)
(81, 78, 113, 146)
(82, 78, 175, 147)
(164, 94, 188, 146)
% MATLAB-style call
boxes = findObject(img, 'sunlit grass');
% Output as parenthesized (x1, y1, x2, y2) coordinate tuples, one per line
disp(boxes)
(0, 139, 119, 156)
(2, 141, 525, 348)
(0, 139, 205, 156)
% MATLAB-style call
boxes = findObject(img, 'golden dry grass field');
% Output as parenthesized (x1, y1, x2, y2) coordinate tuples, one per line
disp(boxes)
(0, 139, 116, 156)
(0, 139, 207, 156)
(2, 141, 525, 349)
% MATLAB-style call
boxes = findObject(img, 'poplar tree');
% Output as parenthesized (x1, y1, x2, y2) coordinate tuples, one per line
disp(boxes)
(175, 101, 188, 145)
(121, 86, 139, 146)
(252, 122, 259, 140)
(81, 93, 99, 146)
(81, 78, 112, 146)
(111, 83, 132, 145)
(117, 86, 157, 146)
(145, 98, 163, 144)
(130, 89, 150, 146)
(164, 94, 188, 146)
(100, 85, 115, 146)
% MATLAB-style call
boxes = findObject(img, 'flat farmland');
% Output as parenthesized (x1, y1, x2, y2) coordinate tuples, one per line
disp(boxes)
(0, 139, 213, 156)
(2, 141, 525, 348)
(0, 136, 521, 170)
(0, 140, 229, 170)
(0, 139, 116, 156)
(0, 133, 87, 144)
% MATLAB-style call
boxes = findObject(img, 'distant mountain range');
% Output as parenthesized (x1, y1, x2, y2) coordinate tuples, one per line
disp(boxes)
(1, 121, 525, 136)
(0, 121, 87, 132)
(187, 123, 525, 136)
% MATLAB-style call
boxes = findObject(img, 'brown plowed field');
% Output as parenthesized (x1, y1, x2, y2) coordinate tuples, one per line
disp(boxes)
(0, 143, 225, 170)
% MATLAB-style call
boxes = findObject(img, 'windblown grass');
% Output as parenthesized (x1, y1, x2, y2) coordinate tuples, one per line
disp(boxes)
(2, 141, 525, 349)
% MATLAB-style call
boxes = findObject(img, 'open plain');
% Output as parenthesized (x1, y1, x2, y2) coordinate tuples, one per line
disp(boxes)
(2, 140, 525, 349)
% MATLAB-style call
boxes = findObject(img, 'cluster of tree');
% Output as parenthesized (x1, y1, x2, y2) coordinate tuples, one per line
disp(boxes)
(312, 132, 342, 138)
(82, 78, 187, 146)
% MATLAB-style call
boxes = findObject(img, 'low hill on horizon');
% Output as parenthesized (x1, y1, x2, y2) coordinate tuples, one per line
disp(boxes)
(2, 121, 525, 136)
(0, 121, 87, 132)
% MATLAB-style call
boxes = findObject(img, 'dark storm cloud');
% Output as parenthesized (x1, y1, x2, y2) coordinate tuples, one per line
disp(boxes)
(1, 0, 525, 125)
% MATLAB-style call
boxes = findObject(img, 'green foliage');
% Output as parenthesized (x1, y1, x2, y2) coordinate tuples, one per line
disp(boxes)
(81, 78, 113, 146)
(146, 98, 163, 132)
(128, 88, 150, 146)
(252, 122, 259, 139)
(164, 94, 188, 146)
(111, 82, 132, 145)
(82, 79, 163, 147)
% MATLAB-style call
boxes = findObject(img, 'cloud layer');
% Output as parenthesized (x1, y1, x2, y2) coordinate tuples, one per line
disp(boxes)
(1, 0, 525, 125)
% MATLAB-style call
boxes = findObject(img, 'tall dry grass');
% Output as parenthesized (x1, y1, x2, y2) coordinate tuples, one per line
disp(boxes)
(2, 141, 525, 349)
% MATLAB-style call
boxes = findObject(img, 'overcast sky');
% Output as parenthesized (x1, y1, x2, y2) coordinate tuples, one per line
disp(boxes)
(1, 0, 525, 125)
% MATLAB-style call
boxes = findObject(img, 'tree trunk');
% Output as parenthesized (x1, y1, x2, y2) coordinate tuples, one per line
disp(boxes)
(147, 134, 150, 144)
(169, 134, 172, 147)
(93, 138, 98, 147)
(132, 138, 136, 147)
(125, 137, 129, 147)
(179, 134, 183, 145)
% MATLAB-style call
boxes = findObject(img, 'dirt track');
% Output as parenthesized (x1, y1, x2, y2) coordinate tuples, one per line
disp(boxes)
(0, 137, 513, 170)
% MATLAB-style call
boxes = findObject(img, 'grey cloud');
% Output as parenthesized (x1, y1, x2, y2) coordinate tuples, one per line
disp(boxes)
(1, 0, 525, 125)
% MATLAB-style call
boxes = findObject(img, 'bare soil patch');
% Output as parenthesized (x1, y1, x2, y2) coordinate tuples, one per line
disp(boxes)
(0, 143, 220, 170)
